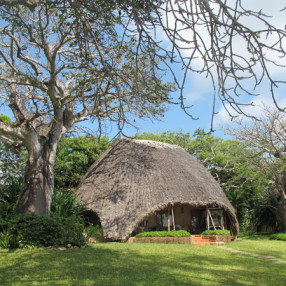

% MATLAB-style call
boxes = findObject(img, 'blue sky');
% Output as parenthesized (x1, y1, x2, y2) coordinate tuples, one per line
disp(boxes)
(1, 1, 285, 140)
(120, 0, 286, 139)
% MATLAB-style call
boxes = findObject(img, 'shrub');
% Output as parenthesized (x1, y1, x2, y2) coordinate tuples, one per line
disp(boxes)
(0, 230, 18, 249)
(269, 233, 286, 241)
(201, 229, 230, 235)
(135, 230, 190, 238)
(51, 189, 84, 218)
(7, 213, 86, 248)
(0, 176, 22, 231)
(84, 224, 102, 241)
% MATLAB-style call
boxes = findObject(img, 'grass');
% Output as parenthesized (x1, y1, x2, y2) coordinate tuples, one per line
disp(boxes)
(0, 240, 285, 286)
(228, 235, 286, 261)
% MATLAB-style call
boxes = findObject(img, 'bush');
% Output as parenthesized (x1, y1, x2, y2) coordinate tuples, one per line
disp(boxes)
(83, 224, 102, 241)
(6, 213, 86, 248)
(269, 233, 286, 241)
(201, 230, 230, 235)
(0, 176, 22, 231)
(135, 230, 190, 238)
(0, 230, 18, 249)
(51, 189, 84, 218)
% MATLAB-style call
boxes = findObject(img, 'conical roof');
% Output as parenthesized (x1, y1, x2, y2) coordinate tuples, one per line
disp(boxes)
(76, 138, 239, 240)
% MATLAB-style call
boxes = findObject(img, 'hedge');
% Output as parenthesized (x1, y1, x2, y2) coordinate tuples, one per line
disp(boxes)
(269, 233, 286, 241)
(201, 229, 230, 235)
(1, 213, 86, 248)
(135, 230, 190, 238)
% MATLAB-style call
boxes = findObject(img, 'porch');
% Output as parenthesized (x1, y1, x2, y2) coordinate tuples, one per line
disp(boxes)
(134, 204, 230, 236)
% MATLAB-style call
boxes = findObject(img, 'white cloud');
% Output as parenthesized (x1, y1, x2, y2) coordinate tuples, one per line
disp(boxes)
(213, 87, 286, 128)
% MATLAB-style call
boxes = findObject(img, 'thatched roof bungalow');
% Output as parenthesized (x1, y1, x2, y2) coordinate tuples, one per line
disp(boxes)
(76, 138, 239, 241)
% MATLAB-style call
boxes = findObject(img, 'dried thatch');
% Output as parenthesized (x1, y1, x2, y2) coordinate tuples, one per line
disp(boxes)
(76, 138, 239, 241)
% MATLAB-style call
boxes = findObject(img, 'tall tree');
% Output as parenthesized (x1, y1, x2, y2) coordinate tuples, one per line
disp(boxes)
(190, 130, 270, 230)
(0, 3, 172, 214)
(1, 0, 285, 126)
(226, 108, 286, 232)
(54, 135, 111, 189)
(1, 1, 286, 215)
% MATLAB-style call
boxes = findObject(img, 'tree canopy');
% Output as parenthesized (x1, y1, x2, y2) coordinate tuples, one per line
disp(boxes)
(1, 0, 285, 128)
(0, 2, 172, 214)
(0, 0, 285, 214)
(54, 135, 111, 189)
(226, 107, 286, 232)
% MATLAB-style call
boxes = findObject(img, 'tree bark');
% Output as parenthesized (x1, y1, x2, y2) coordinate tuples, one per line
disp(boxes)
(15, 135, 58, 215)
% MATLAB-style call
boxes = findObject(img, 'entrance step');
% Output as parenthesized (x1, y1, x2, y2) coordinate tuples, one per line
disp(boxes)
(192, 235, 226, 245)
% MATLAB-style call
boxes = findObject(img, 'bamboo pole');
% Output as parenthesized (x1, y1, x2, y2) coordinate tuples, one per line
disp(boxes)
(206, 206, 210, 230)
(167, 208, 170, 232)
(172, 208, 175, 230)
(207, 208, 217, 230)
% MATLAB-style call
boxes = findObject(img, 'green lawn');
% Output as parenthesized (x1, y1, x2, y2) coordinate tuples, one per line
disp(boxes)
(228, 237, 286, 261)
(0, 240, 285, 286)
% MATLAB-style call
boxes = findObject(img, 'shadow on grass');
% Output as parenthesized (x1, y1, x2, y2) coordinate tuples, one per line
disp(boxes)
(0, 243, 285, 286)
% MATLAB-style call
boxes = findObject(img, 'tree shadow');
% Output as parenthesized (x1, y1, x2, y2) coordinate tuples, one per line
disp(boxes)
(0, 244, 285, 285)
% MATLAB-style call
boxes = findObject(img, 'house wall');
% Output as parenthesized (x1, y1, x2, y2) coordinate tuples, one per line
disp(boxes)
(140, 204, 203, 233)
(173, 205, 192, 229)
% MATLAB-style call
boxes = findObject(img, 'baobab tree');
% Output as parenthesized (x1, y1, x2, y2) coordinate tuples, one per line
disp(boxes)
(0, 1, 285, 214)
(0, 3, 172, 214)
(1, 1, 286, 121)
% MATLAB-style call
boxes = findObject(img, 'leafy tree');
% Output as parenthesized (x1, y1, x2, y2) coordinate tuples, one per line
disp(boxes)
(190, 131, 271, 231)
(135, 131, 192, 150)
(54, 135, 111, 189)
(226, 108, 286, 232)
(0, 114, 26, 182)
(0, 114, 26, 221)
(0, 3, 172, 214)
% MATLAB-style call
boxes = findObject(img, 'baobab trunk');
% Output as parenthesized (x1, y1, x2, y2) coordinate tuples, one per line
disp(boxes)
(15, 135, 58, 214)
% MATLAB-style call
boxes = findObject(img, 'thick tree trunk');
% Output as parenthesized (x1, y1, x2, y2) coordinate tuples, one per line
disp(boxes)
(15, 136, 58, 214)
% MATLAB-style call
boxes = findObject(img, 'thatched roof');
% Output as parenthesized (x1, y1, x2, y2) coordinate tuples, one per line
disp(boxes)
(76, 138, 239, 241)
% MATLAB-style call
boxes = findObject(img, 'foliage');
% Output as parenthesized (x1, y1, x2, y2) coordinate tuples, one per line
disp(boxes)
(0, 115, 26, 181)
(83, 225, 102, 241)
(6, 214, 86, 248)
(0, 230, 17, 249)
(0, 242, 286, 285)
(51, 189, 84, 218)
(54, 135, 111, 189)
(135, 131, 192, 151)
(270, 233, 286, 241)
(0, 114, 25, 221)
(226, 108, 286, 232)
(190, 131, 269, 231)
(135, 230, 190, 238)
(201, 230, 230, 235)
(0, 176, 22, 222)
